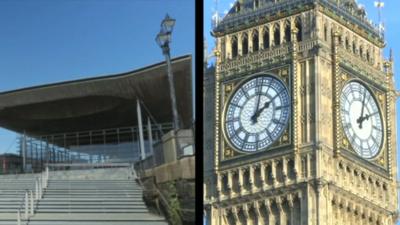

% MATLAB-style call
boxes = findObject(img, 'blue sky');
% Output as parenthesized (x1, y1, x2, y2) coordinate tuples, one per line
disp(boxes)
(0, 0, 194, 154)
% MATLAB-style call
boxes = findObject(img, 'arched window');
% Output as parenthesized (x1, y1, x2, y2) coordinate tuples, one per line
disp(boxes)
(263, 29, 270, 49)
(295, 18, 302, 42)
(366, 50, 370, 62)
(236, 2, 241, 12)
(359, 46, 364, 57)
(231, 37, 238, 58)
(338, 35, 343, 46)
(274, 25, 280, 46)
(352, 41, 356, 54)
(345, 37, 349, 50)
(242, 34, 248, 55)
(324, 25, 328, 41)
(284, 22, 291, 43)
(252, 32, 259, 52)
(254, 0, 259, 9)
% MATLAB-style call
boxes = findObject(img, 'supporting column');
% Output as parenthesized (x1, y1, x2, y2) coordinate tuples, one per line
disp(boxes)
(242, 204, 251, 225)
(276, 197, 284, 225)
(238, 167, 244, 195)
(260, 163, 267, 190)
(254, 201, 263, 224)
(232, 206, 242, 225)
(271, 160, 277, 186)
(299, 191, 307, 225)
(282, 157, 288, 183)
(227, 170, 234, 198)
(265, 199, 272, 225)
(288, 194, 294, 225)
(217, 172, 224, 200)
(249, 165, 256, 192)
(137, 99, 146, 160)
(22, 132, 27, 173)
(147, 117, 154, 157)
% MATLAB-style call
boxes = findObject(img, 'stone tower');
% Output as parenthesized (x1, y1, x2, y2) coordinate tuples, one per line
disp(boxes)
(204, 0, 399, 224)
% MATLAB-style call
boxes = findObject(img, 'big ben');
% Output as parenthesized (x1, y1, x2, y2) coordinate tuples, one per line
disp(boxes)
(203, 0, 399, 225)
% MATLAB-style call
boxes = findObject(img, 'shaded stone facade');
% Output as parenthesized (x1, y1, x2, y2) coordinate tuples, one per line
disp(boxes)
(204, 0, 398, 224)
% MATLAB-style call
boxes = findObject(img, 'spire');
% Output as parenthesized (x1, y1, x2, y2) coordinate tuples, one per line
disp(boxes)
(374, 0, 385, 37)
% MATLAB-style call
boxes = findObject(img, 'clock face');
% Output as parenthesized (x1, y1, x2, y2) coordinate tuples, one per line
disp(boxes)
(224, 75, 290, 152)
(340, 81, 383, 159)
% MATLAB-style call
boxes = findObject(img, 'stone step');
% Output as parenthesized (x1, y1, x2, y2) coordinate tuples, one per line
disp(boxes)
(30, 213, 166, 221)
(28, 222, 167, 225)
(37, 205, 147, 209)
(35, 208, 149, 213)
(42, 195, 142, 201)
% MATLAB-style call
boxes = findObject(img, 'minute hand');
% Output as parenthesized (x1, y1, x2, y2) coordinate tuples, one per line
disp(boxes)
(251, 92, 281, 121)
(357, 90, 367, 129)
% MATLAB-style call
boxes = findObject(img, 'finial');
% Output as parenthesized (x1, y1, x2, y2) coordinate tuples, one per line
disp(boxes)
(389, 48, 393, 62)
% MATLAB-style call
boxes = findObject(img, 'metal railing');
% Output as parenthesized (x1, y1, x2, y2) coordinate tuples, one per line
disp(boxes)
(16, 167, 48, 225)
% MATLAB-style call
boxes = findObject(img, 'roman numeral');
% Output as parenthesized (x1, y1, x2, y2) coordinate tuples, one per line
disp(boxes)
(226, 117, 240, 123)
(372, 125, 382, 131)
(272, 118, 285, 125)
(275, 105, 289, 110)
(230, 103, 243, 109)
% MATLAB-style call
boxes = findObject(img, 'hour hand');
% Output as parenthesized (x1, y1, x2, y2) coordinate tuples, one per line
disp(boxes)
(356, 114, 370, 129)
(251, 101, 271, 124)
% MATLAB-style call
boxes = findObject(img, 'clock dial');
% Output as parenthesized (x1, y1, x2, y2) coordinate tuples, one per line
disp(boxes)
(224, 75, 290, 152)
(340, 81, 383, 159)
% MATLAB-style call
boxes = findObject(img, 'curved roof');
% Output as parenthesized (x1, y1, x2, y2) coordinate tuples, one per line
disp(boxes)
(0, 55, 192, 136)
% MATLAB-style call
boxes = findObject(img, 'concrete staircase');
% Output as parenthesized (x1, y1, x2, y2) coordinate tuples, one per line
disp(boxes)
(0, 168, 168, 225)
(0, 174, 39, 225)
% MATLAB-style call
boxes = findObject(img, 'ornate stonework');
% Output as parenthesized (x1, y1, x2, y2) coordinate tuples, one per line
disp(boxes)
(204, 0, 398, 224)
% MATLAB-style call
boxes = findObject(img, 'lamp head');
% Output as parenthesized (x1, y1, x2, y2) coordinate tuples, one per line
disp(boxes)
(155, 30, 171, 47)
(161, 14, 175, 33)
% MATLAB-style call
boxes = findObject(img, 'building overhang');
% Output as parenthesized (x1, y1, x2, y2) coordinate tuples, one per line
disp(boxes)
(0, 55, 193, 137)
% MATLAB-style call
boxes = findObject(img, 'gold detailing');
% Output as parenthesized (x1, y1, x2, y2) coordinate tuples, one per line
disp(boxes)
(342, 138, 348, 148)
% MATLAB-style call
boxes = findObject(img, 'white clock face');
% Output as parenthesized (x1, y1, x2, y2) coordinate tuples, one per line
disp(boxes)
(224, 75, 290, 152)
(340, 81, 383, 159)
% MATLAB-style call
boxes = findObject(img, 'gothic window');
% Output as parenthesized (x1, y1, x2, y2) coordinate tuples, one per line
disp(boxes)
(236, 2, 241, 12)
(295, 18, 302, 41)
(242, 34, 249, 55)
(284, 22, 291, 43)
(359, 45, 364, 58)
(231, 36, 238, 58)
(324, 24, 328, 41)
(366, 50, 370, 62)
(274, 25, 280, 46)
(345, 37, 350, 50)
(254, 0, 259, 9)
(352, 41, 356, 54)
(263, 29, 270, 49)
(252, 31, 259, 52)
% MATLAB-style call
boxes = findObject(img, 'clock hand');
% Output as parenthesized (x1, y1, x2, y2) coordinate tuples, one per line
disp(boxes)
(357, 90, 367, 129)
(251, 86, 263, 124)
(357, 112, 376, 129)
(251, 94, 279, 121)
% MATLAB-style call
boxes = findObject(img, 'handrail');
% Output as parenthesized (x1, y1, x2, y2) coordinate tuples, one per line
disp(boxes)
(130, 164, 184, 223)
(16, 167, 49, 225)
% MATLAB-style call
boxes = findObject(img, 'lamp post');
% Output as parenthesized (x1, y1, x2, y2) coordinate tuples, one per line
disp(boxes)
(156, 14, 180, 131)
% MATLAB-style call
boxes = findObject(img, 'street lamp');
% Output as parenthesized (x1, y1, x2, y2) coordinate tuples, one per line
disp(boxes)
(156, 14, 180, 131)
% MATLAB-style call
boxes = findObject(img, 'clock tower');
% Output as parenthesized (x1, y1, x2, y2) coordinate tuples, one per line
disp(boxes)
(204, 0, 399, 225)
